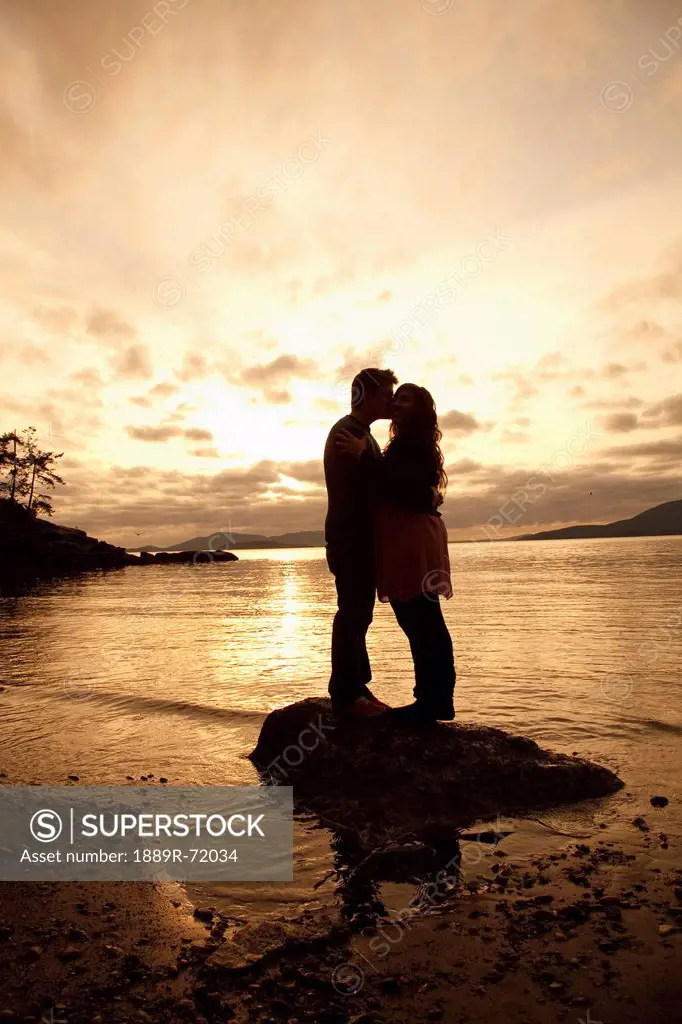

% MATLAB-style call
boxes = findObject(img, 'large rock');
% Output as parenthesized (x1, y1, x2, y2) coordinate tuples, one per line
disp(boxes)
(137, 550, 238, 565)
(250, 697, 624, 850)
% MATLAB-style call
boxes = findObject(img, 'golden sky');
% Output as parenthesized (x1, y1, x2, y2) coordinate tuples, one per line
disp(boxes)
(1, 0, 681, 546)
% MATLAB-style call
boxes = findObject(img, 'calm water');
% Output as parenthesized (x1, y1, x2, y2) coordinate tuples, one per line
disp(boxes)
(1, 537, 681, 917)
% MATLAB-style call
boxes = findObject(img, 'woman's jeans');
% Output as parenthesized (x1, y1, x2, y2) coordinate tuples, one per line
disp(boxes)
(390, 593, 456, 717)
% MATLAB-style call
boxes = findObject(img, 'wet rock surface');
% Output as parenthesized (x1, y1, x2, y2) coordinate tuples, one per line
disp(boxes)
(250, 697, 624, 850)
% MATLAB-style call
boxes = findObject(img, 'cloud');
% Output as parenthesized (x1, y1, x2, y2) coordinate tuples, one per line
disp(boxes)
(528, 353, 601, 386)
(601, 362, 630, 379)
(175, 353, 209, 382)
(662, 340, 682, 363)
(4, 0, 682, 548)
(600, 245, 682, 313)
(538, 358, 636, 385)
(439, 449, 680, 536)
(38, 439, 682, 549)
(624, 320, 670, 344)
(183, 427, 214, 442)
(501, 429, 530, 443)
(53, 458, 299, 544)
(267, 389, 292, 404)
(150, 381, 179, 398)
(353, 288, 395, 310)
(334, 347, 397, 380)
(70, 367, 104, 388)
(278, 459, 325, 485)
(50, 386, 103, 409)
(112, 344, 153, 379)
(126, 425, 181, 442)
(601, 412, 639, 432)
(440, 409, 482, 434)
(641, 393, 682, 428)
(15, 343, 49, 366)
(131, 381, 182, 407)
(596, 395, 682, 434)
(604, 436, 682, 460)
(535, 352, 572, 379)
(0, 394, 102, 439)
(233, 354, 318, 403)
(314, 397, 339, 413)
(163, 402, 195, 424)
(492, 371, 539, 403)
(239, 354, 319, 387)
(86, 308, 136, 341)
(583, 395, 643, 410)
(126, 424, 214, 443)
(189, 447, 220, 458)
(33, 305, 78, 332)
(446, 458, 484, 475)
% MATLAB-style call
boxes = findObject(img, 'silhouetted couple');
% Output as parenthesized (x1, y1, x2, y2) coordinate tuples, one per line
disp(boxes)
(323, 368, 456, 726)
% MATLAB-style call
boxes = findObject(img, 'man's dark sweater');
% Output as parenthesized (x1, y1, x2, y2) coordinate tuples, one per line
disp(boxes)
(324, 418, 440, 555)
(323, 414, 382, 553)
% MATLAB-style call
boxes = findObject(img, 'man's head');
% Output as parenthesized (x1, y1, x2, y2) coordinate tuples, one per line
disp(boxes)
(351, 367, 398, 422)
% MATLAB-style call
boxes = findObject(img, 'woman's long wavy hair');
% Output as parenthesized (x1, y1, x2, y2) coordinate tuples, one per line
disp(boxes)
(386, 383, 448, 495)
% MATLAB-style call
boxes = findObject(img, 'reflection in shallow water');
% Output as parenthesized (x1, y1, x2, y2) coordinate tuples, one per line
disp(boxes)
(1, 537, 681, 922)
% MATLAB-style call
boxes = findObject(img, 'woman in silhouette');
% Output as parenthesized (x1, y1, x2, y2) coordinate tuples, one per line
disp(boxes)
(337, 383, 455, 725)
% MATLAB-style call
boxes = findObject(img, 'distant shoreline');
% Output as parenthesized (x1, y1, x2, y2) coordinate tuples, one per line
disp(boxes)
(127, 500, 680, 554)
(126, 532, 682, 555)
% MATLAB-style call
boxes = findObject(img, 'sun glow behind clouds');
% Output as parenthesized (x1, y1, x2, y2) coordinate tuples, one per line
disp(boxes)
(0, 0, 681, 544)
(193, 381, 332, 465)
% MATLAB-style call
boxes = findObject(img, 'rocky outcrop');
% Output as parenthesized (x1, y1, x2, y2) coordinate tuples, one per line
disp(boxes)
(250, 697, 624, 851)
(0, 499, 237, 591)
(133, 550, 238, 565)
(0, 498, 130, 591)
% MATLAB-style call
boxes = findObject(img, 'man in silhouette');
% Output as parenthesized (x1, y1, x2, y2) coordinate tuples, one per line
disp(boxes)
(323, 367, 397, 717)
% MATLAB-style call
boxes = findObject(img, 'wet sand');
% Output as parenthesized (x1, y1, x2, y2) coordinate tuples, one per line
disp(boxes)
(1, 810, 680, 1024)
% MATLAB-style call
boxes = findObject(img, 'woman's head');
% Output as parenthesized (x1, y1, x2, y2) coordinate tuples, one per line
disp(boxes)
(389, 383, 437, 433)
(388, 383, 448, 494)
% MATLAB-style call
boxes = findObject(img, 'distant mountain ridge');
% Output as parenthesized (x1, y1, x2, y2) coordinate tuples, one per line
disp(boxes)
(133, 529, 325, 553)
(512, 500, 681, 542)
(131, 500, 681, 552)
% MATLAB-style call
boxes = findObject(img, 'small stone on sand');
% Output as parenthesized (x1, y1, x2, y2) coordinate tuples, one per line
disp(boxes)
(59, 945, 82, 961)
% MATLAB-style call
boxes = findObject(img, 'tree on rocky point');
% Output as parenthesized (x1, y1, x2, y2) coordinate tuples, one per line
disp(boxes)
(0, 427, 65, 516)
